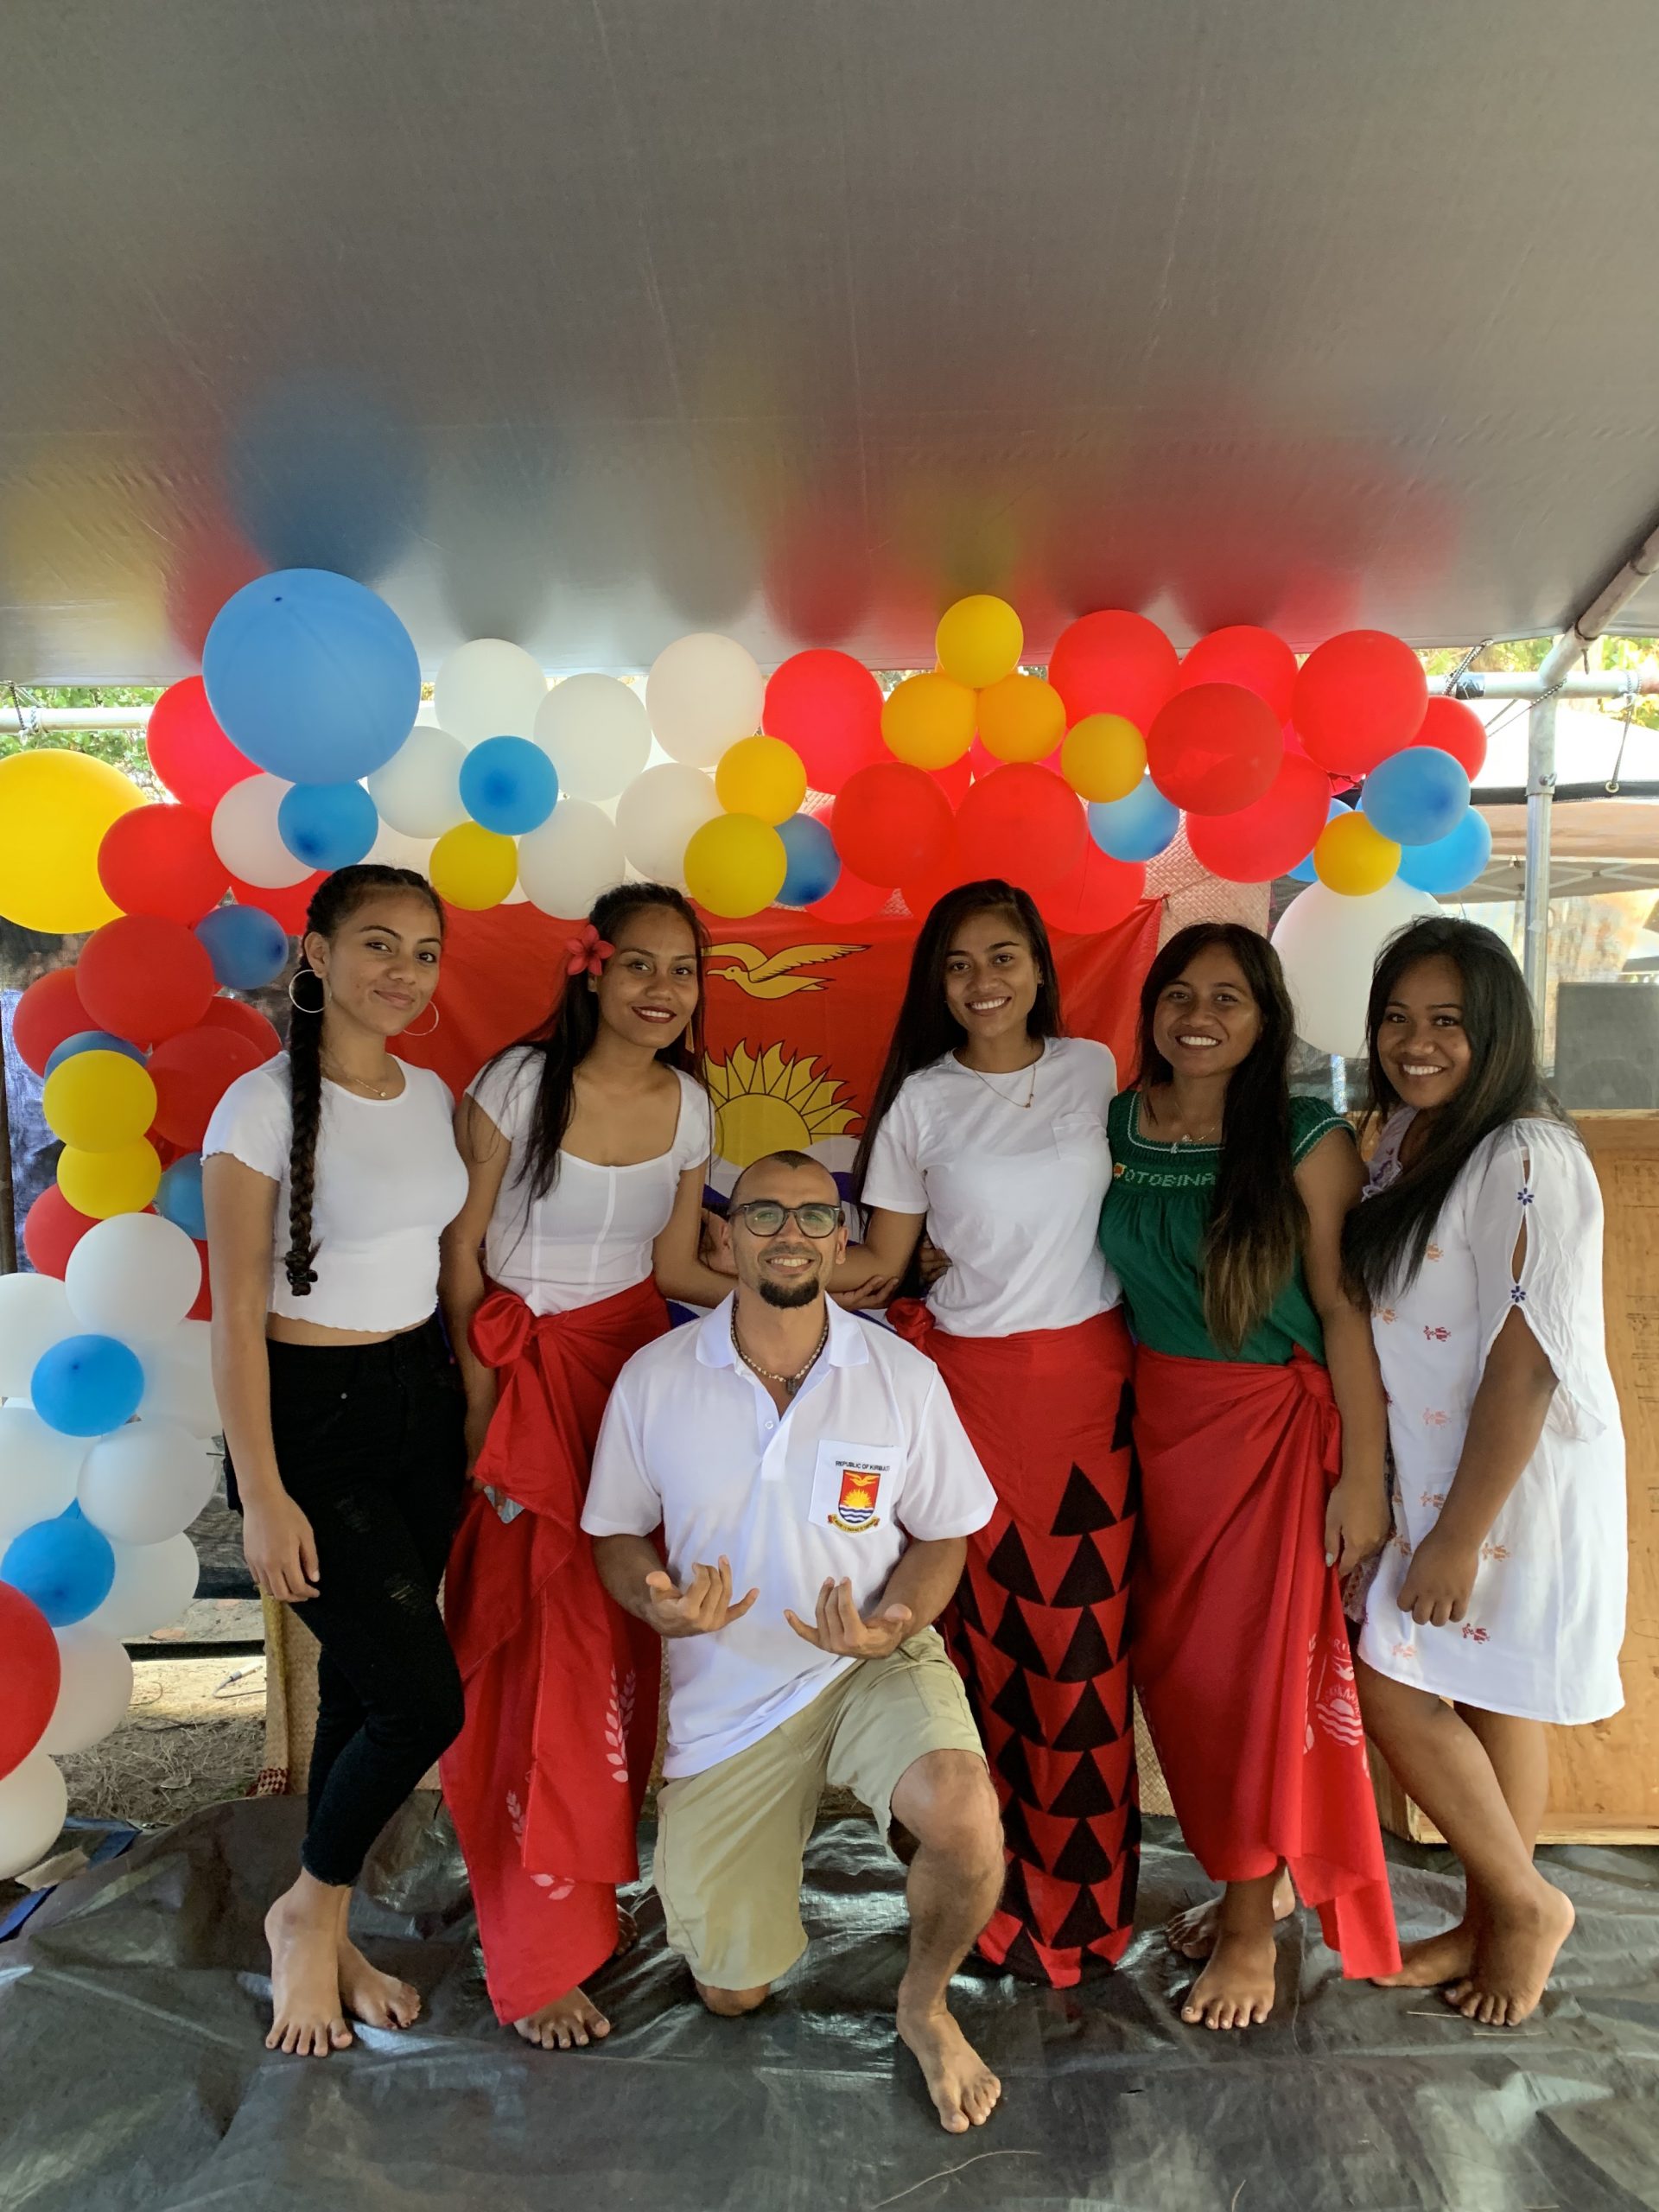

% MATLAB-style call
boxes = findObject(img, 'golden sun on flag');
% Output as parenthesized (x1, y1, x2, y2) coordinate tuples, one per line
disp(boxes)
(702, 1042, 860, 1172)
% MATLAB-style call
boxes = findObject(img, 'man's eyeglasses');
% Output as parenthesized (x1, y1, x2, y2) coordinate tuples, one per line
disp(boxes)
(728, 1199, 843, 1240)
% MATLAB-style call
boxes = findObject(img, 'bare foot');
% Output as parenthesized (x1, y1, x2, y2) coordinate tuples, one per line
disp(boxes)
(1166, 1869, 1296, 1960)
(896, 2000, 1001, 2133)
(1181, 1929, 1278, 2031)
(1442, 1883, 1574, 2026)
(513, 1986, 613, 2051)
(1372, 1921, 1477, 1990)
(265, 1890, 353, 2057)
(336, 1933, 421, 2030)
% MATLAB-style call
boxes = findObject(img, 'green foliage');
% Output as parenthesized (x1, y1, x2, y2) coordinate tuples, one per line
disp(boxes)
(0, 685, 164, 794)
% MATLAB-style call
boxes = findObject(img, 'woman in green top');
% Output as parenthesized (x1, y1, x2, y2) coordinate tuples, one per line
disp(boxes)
(1097, 922, 1395, 2030)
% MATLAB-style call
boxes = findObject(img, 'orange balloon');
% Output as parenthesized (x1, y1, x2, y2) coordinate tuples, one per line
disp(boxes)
(880, 672, 976, 770)
(976, 674, 1065, 763)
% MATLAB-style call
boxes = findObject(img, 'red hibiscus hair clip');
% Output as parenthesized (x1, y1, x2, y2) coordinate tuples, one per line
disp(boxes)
(564, 921, 614, 979)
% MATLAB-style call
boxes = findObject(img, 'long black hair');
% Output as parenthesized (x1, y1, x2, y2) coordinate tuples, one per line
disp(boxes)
(491, 880, 708, 1205)
(852, 879, 1063, 1200)
(283, 863, 446, 1297)
(1132, 922, 1303, 1352)
(1343, 915, 1571, 1306)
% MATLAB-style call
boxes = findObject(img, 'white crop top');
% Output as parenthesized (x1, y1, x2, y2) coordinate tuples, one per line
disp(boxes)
(203, 1054, 469, 1332)
(467, 1049, 714, 1316)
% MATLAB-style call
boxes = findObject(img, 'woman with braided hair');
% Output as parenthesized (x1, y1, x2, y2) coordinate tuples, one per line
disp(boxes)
(203, 865, 470, 2057)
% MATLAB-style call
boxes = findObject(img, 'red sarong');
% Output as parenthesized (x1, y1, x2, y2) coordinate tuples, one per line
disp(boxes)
(439, 1278, 667, 2024)
(891, 1303, 1140, 1986)
(1132, 1346, 1400, 1980)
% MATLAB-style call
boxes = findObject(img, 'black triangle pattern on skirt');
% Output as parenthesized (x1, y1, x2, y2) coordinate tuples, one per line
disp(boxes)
(998, 1796, 1046, 1871)
(1052, 1818, 1116, 1887)
(1056, 1605, 1116, 1681)
(989, 1665, 1046, 1744)
(998, 1925, 1052, 1984)
(1050, 1878, 1114, 1952)
(985, 1521, 1046, 1601)
(952, 1569, 985, 1634)
(1051, 1676, 1124, 1751)
(1051, 1463, 1119, 1536)
(1110, 1377, 1136, 1455)
(990, 1592, 1048, 1673)
(1046, 1749, 1118, 1820)
(994, 1731, 1041, 1808)
(1049, 1532, 1118, 1608)
(998, 1855, 1036, 1927)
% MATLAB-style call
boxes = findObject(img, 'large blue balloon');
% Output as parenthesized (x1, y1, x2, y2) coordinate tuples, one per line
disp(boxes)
(278, 779, 379, 871)
(30, 1335, 146, 1439)
(778, 814, 841, 906)
(194, 904, 290, 991)
(459, 736, 557, 835)
(2, 1503, 115, 1627)
(1397, 806, 1493, 896)
(43, 1030, 147, 1078)
(157, 1154, 207, 1243)
(1360, 746, 1471, 848)
(202, 569, 420, 785)
(1088, 778, 1180, 863)
(1288, 798, 1351, 883)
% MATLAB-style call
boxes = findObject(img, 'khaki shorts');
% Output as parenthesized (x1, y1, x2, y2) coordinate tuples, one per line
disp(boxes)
(652, 1629, 985, 1992)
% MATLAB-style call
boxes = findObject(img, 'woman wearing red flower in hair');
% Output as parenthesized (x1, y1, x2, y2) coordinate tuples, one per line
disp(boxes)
(439, 884, 741, 2050)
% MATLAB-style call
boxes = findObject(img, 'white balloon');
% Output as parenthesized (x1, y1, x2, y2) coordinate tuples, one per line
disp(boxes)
(84, 1532, 200, 1639)
(432, 639, 548, 744)
(139, 1321, 219, 1439)
(365, 820, 436, 874)
(42, 1625, 133, 1754)
(0, 1750, 67, 1882)
(212, 775, 312, 888)
(78, 1418, 218, 1547)
(66, 1214, 201, 1342)
(614, 764, 721, 885)
(517, 801, 628, 919)
(0, 1274, 74, 1401)
(0, 1407, 86, 1547)
(645, 633, 765, 769)
(1271, 879, 1440, 1058)
(533, 675, 651, 801)
(366, 726, 468, 838)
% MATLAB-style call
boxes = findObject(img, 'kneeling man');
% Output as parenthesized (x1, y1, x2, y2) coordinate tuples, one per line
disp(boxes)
(583, 1149, 1003, 2133)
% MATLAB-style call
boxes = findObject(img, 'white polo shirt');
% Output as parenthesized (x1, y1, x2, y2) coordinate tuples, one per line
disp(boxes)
(582, 1294, 995, 1780)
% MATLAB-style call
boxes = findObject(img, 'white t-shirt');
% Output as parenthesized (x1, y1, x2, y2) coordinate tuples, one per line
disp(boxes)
(466, 1049, 713, 1316)
(858, 1035, 1122, 1338)
(202, 1054, 468, 1332)
(582, 1295, 995, 1778)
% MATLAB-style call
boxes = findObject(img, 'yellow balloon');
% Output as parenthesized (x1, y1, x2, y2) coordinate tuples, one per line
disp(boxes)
(935, 594, 1023, 689)
(1314, 810, 1401, 896)
(42, 1050, 158, 1153)
(59, 1138, 162, 1220)
(977, 673, 1066, 763)
(1061, 714, 1147, 802)
(683, 813, 787, 918)
(715, 735, 807, 826)
(429, 822, 518, 911)
(880, 671, 976, 770)
(0, 749, 144, 933)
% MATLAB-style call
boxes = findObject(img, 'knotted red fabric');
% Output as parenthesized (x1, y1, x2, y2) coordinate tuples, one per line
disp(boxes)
(440, 1278, 668, 2024)
(1132, 1345, 1400, 1980)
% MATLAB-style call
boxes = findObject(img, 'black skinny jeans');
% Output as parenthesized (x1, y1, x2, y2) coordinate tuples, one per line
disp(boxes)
(241, 1315, 467, 1888)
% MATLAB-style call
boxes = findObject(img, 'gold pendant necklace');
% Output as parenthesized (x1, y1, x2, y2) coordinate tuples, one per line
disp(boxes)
(731, 1310, 830, 1399)
(959, 1053, 1039, 1109)
(323, 1055, 397, 1100)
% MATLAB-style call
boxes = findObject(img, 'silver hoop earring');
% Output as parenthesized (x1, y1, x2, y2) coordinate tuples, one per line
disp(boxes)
(287, 969, 328, 1014)
(404, 1001, 441, 1038)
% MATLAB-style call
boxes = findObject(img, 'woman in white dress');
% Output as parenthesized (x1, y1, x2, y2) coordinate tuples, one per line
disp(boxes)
(1345, 916, 1626, 2028)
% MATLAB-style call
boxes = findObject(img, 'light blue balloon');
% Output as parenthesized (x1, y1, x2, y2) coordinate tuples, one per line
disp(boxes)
(277, 780, 379, 872)
(1088, 778, 1180, 863)
(1287, 798, 1351, 882)
(2, 1503, 115, 1627)
(1360, 746, 1471, 848)
(194, 904, 290, 991)
(202, 568, 420, 785)
(459, 736, 558, 836)
(778, 814, 841, 906)
(30, 1334, 146, 1440)
(157, 1154, 207, 1243)
(1397, 806, 1493, 896)
(43, 1030, 147, 1078)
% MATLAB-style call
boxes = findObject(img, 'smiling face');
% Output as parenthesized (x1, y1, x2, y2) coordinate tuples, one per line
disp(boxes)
(594, 903, 701, 1052)
(1151, 943, 1262, 1079)
(1376, 953, 1473, 1113)
(724, 1155, 848, 1310)
(942, 906, 1042, 1051)
(304, 891, 443, 1039)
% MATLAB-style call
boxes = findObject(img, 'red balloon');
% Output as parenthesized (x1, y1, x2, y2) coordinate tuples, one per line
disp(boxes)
(1146, 684, 1283, 816)
(899, 831, 977, 923)
(226, 875, 321, 936)
(954, 764, 1086, 891)
(149, 1026, 265, 1148)
(78, 915, 217, 1048)
(763, 651, 887, 793)
(146, 677, 254, 815)
(97, 804, 230, 925)
(969, 734, 1061, 780)
(11, 969, 91, 1076)
(832, 764, 953, 887)
(200, 995, 283, 1062)
(1185, 750, 1333, 884)
(23, 1184, 99, 1277)
(1292, 630, 1427, 775)
(1411, 696, 1487, 781)
(931, 753, 973, 807)
(1177, 626, 1298, 722)
(1040, 843, 1147, 935)
(0, 1583, 60, 1783)
(806, 868, 892, 924)
(1047, 611, 1179, 734)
